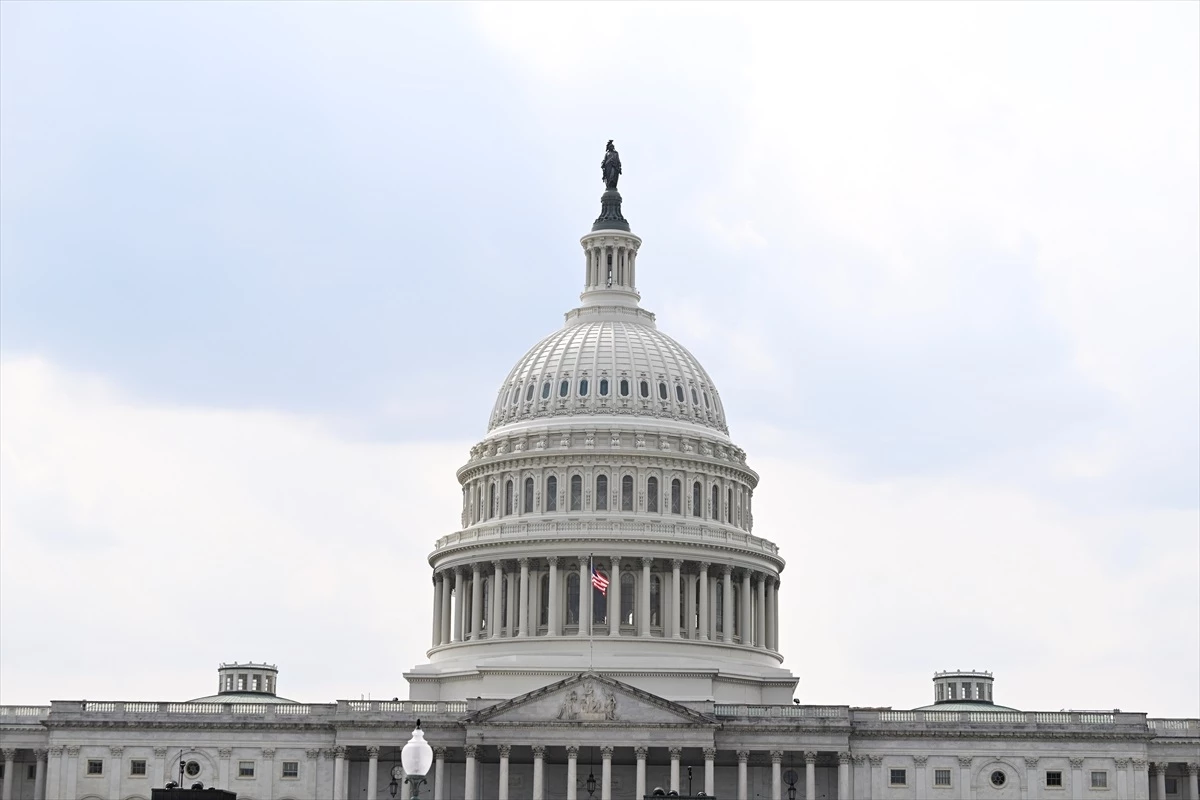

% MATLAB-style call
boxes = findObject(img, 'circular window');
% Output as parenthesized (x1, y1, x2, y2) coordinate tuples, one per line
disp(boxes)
(185, 761, 201, 778)
(990, 770, 1006, 787)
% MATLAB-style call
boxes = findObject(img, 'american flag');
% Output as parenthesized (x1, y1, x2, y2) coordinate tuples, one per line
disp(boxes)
(591, 564, 610, 595)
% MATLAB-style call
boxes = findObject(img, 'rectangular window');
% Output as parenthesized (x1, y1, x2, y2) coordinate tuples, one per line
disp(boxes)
(282, 761, 299, 779)
(27, 765, 37, 780)
(1165, 778, 1178, 794)
(130, 759, 147, 776)
(1046, 771, 1063, 787)
(1090, 771, 1107, 789)
(934, 769, 952, 787)
(86, 759, 104, 776)
(239, 761, 255, 778)
(890, 768, 907, 786)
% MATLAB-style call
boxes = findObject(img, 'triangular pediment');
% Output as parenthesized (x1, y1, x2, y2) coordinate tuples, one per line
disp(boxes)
(467, 673, 716, 727)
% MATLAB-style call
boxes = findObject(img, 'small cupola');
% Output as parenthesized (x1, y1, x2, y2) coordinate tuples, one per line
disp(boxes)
(933, 669, 994, 704)
(217, 661, 279, 696)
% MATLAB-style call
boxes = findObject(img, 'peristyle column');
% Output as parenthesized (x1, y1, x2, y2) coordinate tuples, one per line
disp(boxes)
(756, 573, 767, 647)
(698, 562, 710, 640)
(579, 558, 591, 636)
(741, 569, 752, 643)
(723, 566, 734, 642)
(470, 564, 484, 639)
(432, 575, 443, 646)
(440, 572, 453, 644)
(452, 569, 465, 642)
(641, 557, 653, 635)
(765, 576, 776, 650)
(671, 560, 683, 638)
(492, 561, 503, 637)
(547, 556, 560, 636)
(609, 556, 622, 636)
(518, 559, 530, 637)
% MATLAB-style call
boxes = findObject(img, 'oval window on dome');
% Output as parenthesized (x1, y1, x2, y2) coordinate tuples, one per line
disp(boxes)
(599, 378, 609, 396)
(691, 387, 699, 405)
(542, 381, 551, 400)
(559, 379, 569, 398)
(525, 384, 534, 403)
(658, 382, 668, 400)
(640, 380, 650, 398)
(619, 379, 630, 397)
(579, 379, 589, 396)
(675, 384, 685, 403)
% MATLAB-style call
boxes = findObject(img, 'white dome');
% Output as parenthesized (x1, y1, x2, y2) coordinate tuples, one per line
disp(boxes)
(487, 306, 729, 435)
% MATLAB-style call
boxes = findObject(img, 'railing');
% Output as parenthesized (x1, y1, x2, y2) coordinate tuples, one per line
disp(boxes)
(342, 700, 467, 714)
(64, 701, 331, 717)
(714, 704, 849, 720)
(1148, 718, 1198, 736)
(435, 519, 779, 557)
(0, 706, 49, 720)
(854, 709, 1148, 727)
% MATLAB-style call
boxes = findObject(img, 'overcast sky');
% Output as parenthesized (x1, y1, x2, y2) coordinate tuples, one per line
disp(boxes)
(2, 2, 1197, 718)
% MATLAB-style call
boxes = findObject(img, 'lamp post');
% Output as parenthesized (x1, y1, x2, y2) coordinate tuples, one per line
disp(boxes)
(393, 720, 434, 799)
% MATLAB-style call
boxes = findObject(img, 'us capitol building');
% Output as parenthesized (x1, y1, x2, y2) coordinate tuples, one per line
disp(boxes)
(0, 144, 1195, 800)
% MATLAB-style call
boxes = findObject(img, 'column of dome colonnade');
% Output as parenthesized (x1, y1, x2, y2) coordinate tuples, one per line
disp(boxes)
(407, 142, 795, 703)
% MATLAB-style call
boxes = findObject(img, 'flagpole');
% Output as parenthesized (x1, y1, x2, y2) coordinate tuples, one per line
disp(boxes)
(588, 553, 594, 671)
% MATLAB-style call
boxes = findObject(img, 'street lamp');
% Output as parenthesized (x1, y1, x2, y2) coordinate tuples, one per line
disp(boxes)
(394, 719, 434, 799)
(784, 768, 798, 800)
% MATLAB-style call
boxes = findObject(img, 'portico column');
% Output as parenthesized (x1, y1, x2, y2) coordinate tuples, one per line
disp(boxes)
(547, 557, 560, 636)
(770, 751, 783, 800)
(805, 751, 817, 800)
(698, 563, 710, 640)
(765, 577, 776, 650)
(452, 569, 465, 642)
(33, 748, 47, 800)
(609, 556, 622, 636)
(737, 750, 749, 800)
(470, 564, 484, 639)
(641, 557, 653, 636)
(704, 748, 716, 796)
(601, 746, 613, 800)
(636, 747, 648, 798)
(366, 747, 379, 800)
(433, 747, 446, 800)
(2, 749, 16, 800)
(1133, 760, 1148, 800)
(671, 560, 683, 638)
(670, 747, 682, 793)
(579, 558, 591, 636)
(492, 561, 504, 638)
(518, 559, 530, 637)
(333, 746, 346, 800)
(1026, 757, 1041, 800)
(1188, 763, 1200, 800)
(838, 753, 851, 800)
(1155, 762, 1169, 800)
(440, 572, 453, 644)
(532, 746, 545, 800)
(741, 569, 752, 643)
(723, 566, 735, 642)
(464, 745, 478, 800)
(45, 747, 63, 800)
(566, 746, 578, 800)
(756, 573, 767, 647)
(432, 576, 443, 646)
(497, 745, 511, 800)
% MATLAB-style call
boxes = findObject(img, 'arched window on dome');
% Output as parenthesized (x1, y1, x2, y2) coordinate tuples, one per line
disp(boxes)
(570, 475, 582, 511)
(658, 381, 668, 400)
(595, 474, 608, 511)
(727, 488, 733, 523)
(646, 476, 659, 513)
(488, 483, 496, 519)
(620, 572, 635, 625)
(566, 572, 580, 626)
(539, 575, 549, 626)
(505, 479, 514, 516)
(541, 381, 551, 400)
(670, 479, 682, 514)
(711, 485, 720, 521)
(599, 378, 609, 396)
(640, 380, 650, 398)
(675, 384, 685, 403)
(693, 482, 702, 518)
(619, 378, 630, 397)
(546, 476, 558, 512)
(621, 475, 633, 511)
(559, 379, 569, 398)
(524, 477, 534, 513)
(579, 378, 589, 397)
(650, 575, 661, 627)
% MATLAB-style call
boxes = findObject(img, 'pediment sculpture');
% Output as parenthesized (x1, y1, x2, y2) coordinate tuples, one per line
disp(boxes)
(556, 682, 618, 721)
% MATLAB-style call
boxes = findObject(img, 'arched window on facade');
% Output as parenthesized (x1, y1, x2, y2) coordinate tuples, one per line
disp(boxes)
(546, 476, 558, 511)
(593, 579, 607, 625)
(505, 480, 514, 516)
(620, 573, 635, 625)
(621, 475, 633, 511)
(711, 485, 720, 520)
(596, 474, 608, 511)
(671, 479, 682, 514)
(646, 476, 659, 513)
(488, 483, 496, 519)
(650, 575, 661, 627)
(539, 575, 549, 626)
(524, 477, 535, 513)
(570, 475, 582, 511)
(693, 481, 702, 517)
(566, 573, 580, 625)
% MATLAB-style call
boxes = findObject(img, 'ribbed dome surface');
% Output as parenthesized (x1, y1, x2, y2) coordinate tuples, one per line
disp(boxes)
(488, 313, 728, 435)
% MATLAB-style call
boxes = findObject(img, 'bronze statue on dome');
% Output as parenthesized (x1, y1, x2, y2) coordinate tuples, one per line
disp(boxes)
(601, 140, 622, 190)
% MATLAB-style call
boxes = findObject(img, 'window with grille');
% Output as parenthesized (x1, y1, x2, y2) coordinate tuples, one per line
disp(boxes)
(282, 761, 299, 779)
(890, 769, 907, 786)
(130, 760, 147, 776)
(239, 761, 255, 778)
(546, 476, 558, 511)
(1091, 772, 1107, 789)
(647, 477, 659, 512)
(1046, 771, 1063, 787)
(87, 760, 103, 775)
(934, 769, 951, 787)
